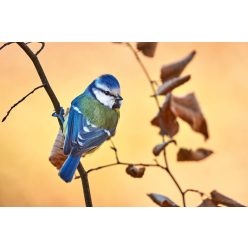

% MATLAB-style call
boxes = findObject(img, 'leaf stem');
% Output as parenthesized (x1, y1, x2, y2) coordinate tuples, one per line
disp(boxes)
(126, 42, 161, 110)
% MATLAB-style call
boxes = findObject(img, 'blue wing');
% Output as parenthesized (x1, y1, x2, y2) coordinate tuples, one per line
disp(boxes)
(63, 106, 114, 156)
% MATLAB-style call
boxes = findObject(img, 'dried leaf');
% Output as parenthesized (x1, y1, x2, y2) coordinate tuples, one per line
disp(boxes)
(160, 50, 196, 82)
(153, 140, 177, 156)
(177, 148, 213, 161)
(126, 165, 145, 178)
(136, 42, 158, 57)
(49, 108, 69, 170)
(151, 94, 179, 137)
(170, 93, 209, 139)
(211, 190, 245, 207)
(156, 75, 191, 96)
(49, 129, 67, 170)
(198, 198, 218, 207)
(147, 193, 178, 207)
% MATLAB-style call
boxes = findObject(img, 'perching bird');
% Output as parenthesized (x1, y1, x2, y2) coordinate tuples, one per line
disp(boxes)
(55, 74, 123, 183)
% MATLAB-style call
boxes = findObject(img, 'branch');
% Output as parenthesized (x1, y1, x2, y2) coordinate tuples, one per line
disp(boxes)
(123, 43, 203, 207)
(126, 42, 161, 109)
(184, 188, 206, 197)
(87, 161, 162, 174)
(126, 44, 187, 206)
(75, 144, 164, 178)
(109, 139, 120, 163)
(2, 84, 44, 122)
(26, 42, 45, 56)
(8, 42, 93, 207)
(0, 42, 13, 51)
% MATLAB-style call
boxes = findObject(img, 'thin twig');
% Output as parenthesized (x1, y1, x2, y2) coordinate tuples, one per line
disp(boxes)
(124, 43, 189, 206)
(2, 85, 44, 122)
(184, 189, 207, 197)
(126, 42, 161, 109)
(183, 189, 208, 206)
(25, 42, 45, 56)
(0, 42, 13, 51)
(86, 163, 118, 174)
(109, 139, 120, 163)
(86, 161, 163, 174)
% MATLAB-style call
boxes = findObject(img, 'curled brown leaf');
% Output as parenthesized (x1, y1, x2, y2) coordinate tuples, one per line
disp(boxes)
(147, 193, 178, 207)
(171, 93, 209, 140)
(151, 94, 179, 137)
(153, 140, 177, 156)
(155, 75, 191, 96)
(136, 42, 158, 57)
(160, 51, 196, 82)
(49, 129, 67, 170)
(211, 190, 245, 207)
(177, 148, 213, 161)
(49, 108, 69, 170)
(126, 165, 146, 178)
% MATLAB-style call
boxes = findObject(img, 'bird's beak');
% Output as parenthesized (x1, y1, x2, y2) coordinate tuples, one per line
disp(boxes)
(116, 94, 123, 101)
(112, 95, 123, 109)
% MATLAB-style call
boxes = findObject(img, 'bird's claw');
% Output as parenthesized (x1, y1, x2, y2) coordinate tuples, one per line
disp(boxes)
(52, 107, 65, 124)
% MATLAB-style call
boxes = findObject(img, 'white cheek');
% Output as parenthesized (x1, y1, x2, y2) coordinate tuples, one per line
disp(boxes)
(93, 88, 115, 108)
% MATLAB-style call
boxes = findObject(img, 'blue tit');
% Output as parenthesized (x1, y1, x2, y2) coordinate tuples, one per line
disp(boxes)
(57, 74, 123, 183)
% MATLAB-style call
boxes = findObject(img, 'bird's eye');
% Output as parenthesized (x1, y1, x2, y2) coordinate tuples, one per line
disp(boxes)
(104, 90, 110, 95)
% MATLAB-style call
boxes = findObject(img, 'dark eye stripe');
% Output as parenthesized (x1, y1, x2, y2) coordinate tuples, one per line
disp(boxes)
(95, 87, 115, 97)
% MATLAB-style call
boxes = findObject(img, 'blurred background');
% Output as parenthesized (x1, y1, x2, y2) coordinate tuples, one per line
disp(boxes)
(0, 42, 247, 206)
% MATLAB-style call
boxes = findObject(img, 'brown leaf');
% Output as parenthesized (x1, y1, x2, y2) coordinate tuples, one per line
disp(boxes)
(49, 108, 70, 170)
(151, 94, 179, 137)
(198, 198, 218, 207)
(160, 50, 196, 82)
(170, 93, 209, 139)
(155, 75, 191, 96)
(211, 190, 245, 207)
(126, 165, 145, 178)
(136, 42, 158, 57)
(49, 129, 67, 170)
(153, 140, 177, 156)
(147, 193, 178, 207)
(177, 148, 213, 161)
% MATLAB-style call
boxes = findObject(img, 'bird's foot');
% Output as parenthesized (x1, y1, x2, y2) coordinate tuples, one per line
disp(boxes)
(52, 107, 65, 124)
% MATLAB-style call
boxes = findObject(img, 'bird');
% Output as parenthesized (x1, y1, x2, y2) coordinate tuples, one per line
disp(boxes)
(53, 74, 123, 183)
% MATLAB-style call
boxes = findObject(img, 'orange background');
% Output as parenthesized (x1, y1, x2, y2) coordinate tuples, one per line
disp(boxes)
(0, 42, 247, 206)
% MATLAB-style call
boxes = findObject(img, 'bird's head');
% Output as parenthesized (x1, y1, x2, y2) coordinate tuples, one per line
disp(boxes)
(89, 74, 123, 109)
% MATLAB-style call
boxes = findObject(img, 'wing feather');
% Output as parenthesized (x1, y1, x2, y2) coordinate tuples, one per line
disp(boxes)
(63, 106, 115, 156)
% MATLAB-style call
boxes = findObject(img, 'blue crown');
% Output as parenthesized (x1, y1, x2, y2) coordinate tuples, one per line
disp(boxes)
(94, 74, 120, 90)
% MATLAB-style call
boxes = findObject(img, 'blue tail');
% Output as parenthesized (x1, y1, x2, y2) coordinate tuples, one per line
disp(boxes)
(59, 155, 81, 183)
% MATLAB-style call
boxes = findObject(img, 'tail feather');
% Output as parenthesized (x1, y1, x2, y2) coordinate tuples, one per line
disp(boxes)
(59, 155, 81, 183)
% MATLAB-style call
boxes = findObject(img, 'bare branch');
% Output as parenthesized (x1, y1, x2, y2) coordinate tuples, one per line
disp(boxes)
(2, 85, 44, 122)
(109, 139, 120, 163)
(184, 189, 207, 198)
(0, 42, 13, 51)
(35, 42, 45, 56)
(123, 43, 187, 207)
(126, 42, 161, 109)
(25, 42, 45, 56)
(86, 163, 118, 174)
(86, 162, 162, 174)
